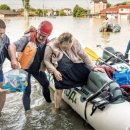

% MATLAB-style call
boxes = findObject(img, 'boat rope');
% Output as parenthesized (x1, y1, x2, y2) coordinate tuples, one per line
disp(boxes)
(84, 80, 115, 121)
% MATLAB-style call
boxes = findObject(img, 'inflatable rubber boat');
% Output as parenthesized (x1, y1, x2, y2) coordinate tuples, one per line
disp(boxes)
(48, 71, 130, 130)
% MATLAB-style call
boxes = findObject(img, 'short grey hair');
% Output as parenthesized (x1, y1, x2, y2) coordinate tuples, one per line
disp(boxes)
(58, 32, 72, 44)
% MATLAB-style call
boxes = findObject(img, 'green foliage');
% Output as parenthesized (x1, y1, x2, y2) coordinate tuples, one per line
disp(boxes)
(56, 10, 59, 16)
(73, 4, 87, 17)
(29, 7, 36, 12)
(107, 3, 111, 8)
(44, 10, 48, 16)
(36, 9, 43, 16)
(0, 4, 10, 10)
(59, 10, 66, 16)
(17, 8, 24, 12)
(115, 2, 128, 6)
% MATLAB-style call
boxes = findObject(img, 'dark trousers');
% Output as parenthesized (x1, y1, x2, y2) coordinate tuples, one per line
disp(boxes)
(22, 71, 51, 111)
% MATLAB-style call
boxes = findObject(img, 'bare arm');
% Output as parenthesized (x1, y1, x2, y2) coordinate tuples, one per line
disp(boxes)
(75, 41, 95, 70)
(77, 45, 104, 72)
(8, 43, 19, 69)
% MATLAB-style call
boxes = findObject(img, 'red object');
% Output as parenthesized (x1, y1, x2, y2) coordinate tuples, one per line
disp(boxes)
(97, 65, 115, 79)
(120, 85, 130, 89)
(120, 85, 130, 94)
(38, 21, 53, 36)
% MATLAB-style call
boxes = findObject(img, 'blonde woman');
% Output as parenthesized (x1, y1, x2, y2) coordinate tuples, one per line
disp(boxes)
(44, 32, 103, 109)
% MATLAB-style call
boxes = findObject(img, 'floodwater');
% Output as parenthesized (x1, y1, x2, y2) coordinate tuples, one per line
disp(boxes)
(1, 16, 130, 130)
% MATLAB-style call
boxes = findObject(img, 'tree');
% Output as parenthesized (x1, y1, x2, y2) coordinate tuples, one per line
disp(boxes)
(36, 9, 43, 16)
(59, 10, 66, 16)
(73, 5, 87, 17)
(22, 0, 30, 30)
(0, 4, 10, 10)
(115, 2, 128, 6)
(107, 3, 111, 8)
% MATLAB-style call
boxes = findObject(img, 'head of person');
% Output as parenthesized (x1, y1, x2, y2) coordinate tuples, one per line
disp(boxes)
(57, 32, 73, 51)
(0, 19, 6, 39)
(37, 20, 53, 43)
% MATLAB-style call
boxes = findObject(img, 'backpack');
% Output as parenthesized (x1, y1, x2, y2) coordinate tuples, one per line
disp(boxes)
(18, 28, 37, 69)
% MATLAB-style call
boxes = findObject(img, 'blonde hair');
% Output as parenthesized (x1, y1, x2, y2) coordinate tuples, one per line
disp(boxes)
(58, 32, 72, 44)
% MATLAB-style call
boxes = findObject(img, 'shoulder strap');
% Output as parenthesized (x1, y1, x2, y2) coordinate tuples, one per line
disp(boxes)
(62, 50, 72, 60)
(30, 31, 37, 43)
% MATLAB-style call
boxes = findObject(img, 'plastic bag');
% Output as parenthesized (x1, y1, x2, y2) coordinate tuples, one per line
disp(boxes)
(2, 69, 28, 92)
(112, 69, 130, 86)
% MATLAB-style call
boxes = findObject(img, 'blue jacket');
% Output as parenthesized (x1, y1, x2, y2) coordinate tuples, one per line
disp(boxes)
(0, 34, 10, 70)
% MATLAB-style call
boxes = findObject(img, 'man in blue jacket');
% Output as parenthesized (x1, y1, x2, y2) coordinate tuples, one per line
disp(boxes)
(0, 19, 10, 115)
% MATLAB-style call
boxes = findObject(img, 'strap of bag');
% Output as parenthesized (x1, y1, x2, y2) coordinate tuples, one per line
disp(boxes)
(62, 50, 74, 63)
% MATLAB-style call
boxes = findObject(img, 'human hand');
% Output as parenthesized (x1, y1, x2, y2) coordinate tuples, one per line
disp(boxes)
(54, 70, 62, 81)
(93, 67, 104, 72)
(0, 88, 10, 94)
(11, 59, 19, 69)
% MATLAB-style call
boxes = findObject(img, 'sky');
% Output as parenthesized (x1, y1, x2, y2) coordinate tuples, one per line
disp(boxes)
(0, 0, 128, 9)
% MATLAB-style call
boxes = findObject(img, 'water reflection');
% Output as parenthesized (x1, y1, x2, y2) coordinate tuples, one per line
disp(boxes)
(100, 32, 110, 43)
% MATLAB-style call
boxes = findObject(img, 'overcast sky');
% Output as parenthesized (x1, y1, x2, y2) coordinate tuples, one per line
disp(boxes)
(0, 0, 128, 9)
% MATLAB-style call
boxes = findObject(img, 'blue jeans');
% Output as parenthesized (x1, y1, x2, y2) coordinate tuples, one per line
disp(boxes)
(22, 71, 51, 111)
(125, 40, 130, 54)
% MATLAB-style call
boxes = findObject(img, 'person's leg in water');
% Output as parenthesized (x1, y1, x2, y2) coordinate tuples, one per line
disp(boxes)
(54, 89, 63, 109)
(125, 40, 130, 59)
(22, 73, 31, 111)
(32, 71, 51, 103)
(0, 71, 5, 114)
(0, 82, 6, 114)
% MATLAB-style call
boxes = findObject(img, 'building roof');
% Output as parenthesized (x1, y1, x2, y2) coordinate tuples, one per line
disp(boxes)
(100, 5, 130, 14)
(92, 0, 107, 3)
(0, 10, 19, 15)
(100, 7, 118, 14)
(118, 5, 130, 9)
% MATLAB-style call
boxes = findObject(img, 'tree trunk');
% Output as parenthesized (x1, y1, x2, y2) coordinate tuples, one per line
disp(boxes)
(22, 0, 30, 30)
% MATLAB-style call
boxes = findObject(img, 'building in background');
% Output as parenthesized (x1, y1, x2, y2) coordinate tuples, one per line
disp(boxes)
(0, 10, 19, 18)
(100, 5, 130, 19)
(90, 0, 107, 15)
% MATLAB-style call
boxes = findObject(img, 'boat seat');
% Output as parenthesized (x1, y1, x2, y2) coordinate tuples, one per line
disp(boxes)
(86, 71, 125, 103)
(86, 71, 111, 93)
